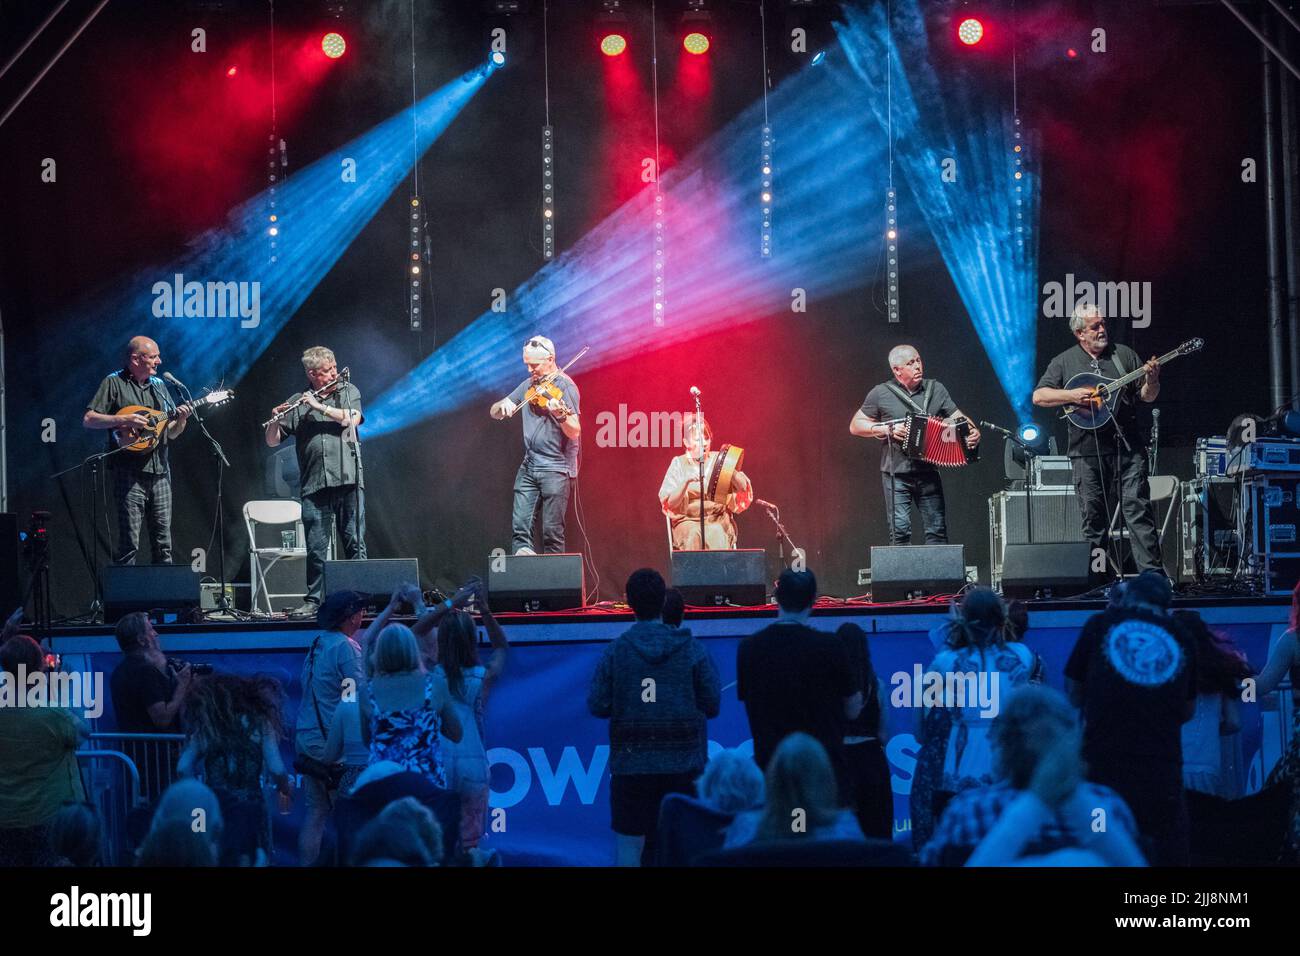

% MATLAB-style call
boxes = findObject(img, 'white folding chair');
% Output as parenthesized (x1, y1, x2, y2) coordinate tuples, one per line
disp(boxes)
(244, 500, 308, 614)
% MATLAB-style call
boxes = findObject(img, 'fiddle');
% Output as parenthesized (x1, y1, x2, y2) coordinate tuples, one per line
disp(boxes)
(504, 346, 588, 420)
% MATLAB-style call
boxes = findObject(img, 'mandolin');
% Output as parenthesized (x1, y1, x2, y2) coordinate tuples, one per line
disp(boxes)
(1061, 338, 1203, 430)
(112, 389, 234, 452)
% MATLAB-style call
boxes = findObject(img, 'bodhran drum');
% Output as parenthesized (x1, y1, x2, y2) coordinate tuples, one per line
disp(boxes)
(705, 444, 746, 505)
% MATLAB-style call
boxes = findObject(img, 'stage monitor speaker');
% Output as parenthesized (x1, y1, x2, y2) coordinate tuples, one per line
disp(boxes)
(670, 549, 767, 607)
(870, 545, 965, 602)
(488, 553, 584, 612)
(102, 565, 202, 622)
(0, 514, 19, 616)
(999, 542, 1092, 599)
(324, 559, 420, 611)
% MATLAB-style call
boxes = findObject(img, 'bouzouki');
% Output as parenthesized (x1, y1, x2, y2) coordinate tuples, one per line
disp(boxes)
(113, 389, 234, 453)
(1061, 338, 1203, 430)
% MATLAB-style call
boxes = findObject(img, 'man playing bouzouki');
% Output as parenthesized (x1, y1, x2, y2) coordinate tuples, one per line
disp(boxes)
(1033, 302, 1163, 574)
(83, 336, 192, 564)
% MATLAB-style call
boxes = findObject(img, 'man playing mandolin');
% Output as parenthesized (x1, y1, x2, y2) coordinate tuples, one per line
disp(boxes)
(83, 336, 191, 564)
(658, 412, 753, 550)
(490, 335, 581, 555)
(1032, 302, 1163, 574)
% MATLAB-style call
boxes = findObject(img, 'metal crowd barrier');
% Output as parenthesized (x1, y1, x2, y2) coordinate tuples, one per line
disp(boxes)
(78, 733, 185, 865)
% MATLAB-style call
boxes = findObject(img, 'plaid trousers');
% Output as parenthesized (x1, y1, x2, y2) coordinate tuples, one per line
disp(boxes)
(113, 469, 174, 565)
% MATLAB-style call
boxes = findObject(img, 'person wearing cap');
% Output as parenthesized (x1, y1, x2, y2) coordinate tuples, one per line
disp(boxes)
(294, 590, 366, 866)
(265, 346, 366, 617)
(1063, 569, 1198, 865)
(489, 336, 581, 555)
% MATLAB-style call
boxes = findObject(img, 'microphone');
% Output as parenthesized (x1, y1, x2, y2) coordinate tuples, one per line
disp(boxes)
(339, 367, 350, 381)
(979, 420, 1012, 438)
(689, 386, 700, 397)
(162, 371, 186, 389)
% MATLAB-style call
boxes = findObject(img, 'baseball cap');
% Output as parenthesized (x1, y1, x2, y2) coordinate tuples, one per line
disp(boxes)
(317, 590, 369, 629)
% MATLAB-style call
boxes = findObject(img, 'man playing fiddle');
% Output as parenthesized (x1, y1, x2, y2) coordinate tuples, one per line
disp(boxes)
(490, 336, 581, 555)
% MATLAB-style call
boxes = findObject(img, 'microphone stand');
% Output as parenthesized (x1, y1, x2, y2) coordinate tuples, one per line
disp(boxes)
(980, 420, 1038, 548)
(694, 390, 707, 551)
(757, 500, 800, 569)
(170, 377, 237, 618)
(51, 431, 153, 621)
(340, 370, 363, 561)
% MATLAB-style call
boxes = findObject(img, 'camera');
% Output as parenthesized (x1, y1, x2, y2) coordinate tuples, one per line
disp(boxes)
(167, 658, 214, 676)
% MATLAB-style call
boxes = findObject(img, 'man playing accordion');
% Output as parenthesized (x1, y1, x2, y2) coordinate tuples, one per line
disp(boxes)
(849, 345, 980, 545)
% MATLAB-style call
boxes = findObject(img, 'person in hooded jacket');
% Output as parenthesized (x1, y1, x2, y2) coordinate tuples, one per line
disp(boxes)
(588, 568, 722, 866)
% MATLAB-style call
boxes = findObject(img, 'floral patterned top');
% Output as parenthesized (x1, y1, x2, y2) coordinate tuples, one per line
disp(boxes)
(367, 674, 448, 789)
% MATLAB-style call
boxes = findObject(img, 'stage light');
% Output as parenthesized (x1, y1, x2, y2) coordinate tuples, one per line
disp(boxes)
(491, 51, 506, 66)
(683, 32, 710, 55)
(810, 50, 826, 66)
(1066, 48, 1078, 59)
(601, 33, 627, 57)
(1017, 423, 1041, 444)
(226, 66, 238, 77)
(268, 226, 279, 237)
(886, 228, 897, 241)
(321, 32, 346, 58)
(957, 18, 983, 46)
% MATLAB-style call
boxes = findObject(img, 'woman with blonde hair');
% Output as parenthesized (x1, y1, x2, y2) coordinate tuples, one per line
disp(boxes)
(723, 733, 865, 847)
(359, 623, 463, 790)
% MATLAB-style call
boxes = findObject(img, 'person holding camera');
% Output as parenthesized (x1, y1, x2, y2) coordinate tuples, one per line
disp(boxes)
(295, 590, 366, 866)
(110, 612, 194, 734)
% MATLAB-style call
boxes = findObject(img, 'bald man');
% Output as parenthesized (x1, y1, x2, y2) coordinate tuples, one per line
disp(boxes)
(850, 345, 979, 545)
(84, 336, 190, 564)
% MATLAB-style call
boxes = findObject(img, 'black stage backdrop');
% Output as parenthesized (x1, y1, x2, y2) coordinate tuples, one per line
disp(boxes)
(0, 0, 1277, 617)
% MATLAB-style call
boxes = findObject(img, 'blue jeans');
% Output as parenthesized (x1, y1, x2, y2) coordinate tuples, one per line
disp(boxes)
(511, 461, 573, 554)
(881, 471, 948, 544)
(301, 485, 366, 604)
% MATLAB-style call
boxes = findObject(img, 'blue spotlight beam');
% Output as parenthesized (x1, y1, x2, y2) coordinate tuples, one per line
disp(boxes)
(365, 46, 930, 437)
(835, 1, 1040, 422)
(36, 70, 488, 440)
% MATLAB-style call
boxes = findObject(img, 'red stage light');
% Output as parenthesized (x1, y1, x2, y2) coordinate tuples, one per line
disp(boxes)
(683, 32, 710, 55)
(601, 33, 627, 57)
(1066, 48, 1078, 58)
(957, 18, 984, 46)
(321, 32, 346, 59)
(226, 66, 237, 77)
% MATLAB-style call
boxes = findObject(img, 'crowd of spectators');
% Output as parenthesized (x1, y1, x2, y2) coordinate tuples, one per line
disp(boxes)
(1, 566, 1297, 868)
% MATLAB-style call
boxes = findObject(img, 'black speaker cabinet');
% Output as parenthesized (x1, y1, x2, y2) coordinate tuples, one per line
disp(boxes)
(999, 542, 1092, 599)
(870, 545, 966, 602)
(488, 553, 585, 612)
(0, 514, 19, 616)
(670, 549, 767, 607)
(102, 565, 202, 622)
(324, 559, 420, 610)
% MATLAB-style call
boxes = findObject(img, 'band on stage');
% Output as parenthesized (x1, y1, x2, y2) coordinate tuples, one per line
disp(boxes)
(84, 307, 1175, 609)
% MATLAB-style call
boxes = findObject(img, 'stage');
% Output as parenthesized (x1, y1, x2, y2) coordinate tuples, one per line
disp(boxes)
(57, 594, 1295, 866)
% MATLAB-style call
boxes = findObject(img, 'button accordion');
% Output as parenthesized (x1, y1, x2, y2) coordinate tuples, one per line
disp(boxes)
(901, 414, 979, 467)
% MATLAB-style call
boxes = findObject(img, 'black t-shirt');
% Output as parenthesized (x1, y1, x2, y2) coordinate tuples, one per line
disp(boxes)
(1064, 607, 1197, 769)
(86, 370, 179, 475)
(1036, 343, 1147, 458)
(276, 382, 365, 496)
(110, 655, 178, 732)
(858, 379, 958, 473)
(737, 623, 858, 772)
